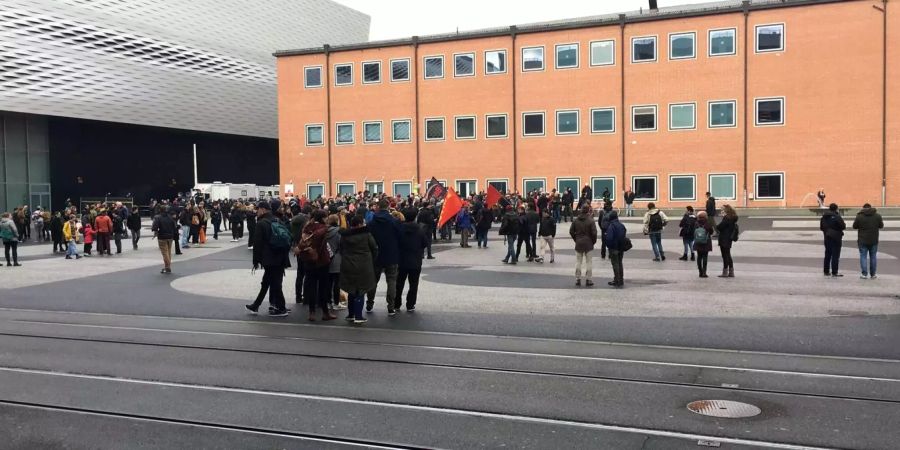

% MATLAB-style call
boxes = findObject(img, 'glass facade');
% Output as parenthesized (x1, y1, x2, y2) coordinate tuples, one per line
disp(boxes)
(0, 112, 51, 213)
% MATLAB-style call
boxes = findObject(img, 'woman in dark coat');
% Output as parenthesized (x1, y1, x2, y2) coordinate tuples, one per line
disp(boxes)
(693, 211, 715, 278)
(715, 205, 739, 278)
(340, 214, 378, 324)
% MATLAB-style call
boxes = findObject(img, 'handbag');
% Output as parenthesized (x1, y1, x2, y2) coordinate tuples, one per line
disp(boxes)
(621, 237, 633, 252)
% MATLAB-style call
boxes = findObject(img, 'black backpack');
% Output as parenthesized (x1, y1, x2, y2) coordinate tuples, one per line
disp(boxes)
(648, 212, 664, 232)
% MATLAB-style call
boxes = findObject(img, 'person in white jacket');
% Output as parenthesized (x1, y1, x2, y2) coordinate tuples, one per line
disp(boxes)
(643, 203, 669, 262)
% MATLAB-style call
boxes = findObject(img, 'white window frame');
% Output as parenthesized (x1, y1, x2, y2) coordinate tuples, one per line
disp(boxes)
(555, 43, 579, 69)
(754, 97, 785, 127)
(755, 23, 785, 53)
(631, 35, 657, 63)
(392, 181, 413, 197)
(590, 176, 617, 201)
(423, 55, 444, 79)
(306, 183, 325, 199)
(455, 179, 478, 197)
(589, 40, 615, 67)
(391, 119, 412, 143)
(453, 52, 476, 78)
(631, 105, 658, 132)
(555, 109, 580, 135)
(336, 182, 357, 196)
(484, 49, 507, 75)
(364, 181, 384, 195)
(556, 177, 581, 195)
(668, 32, 696, 60)
(362, 120, 383, 144)
(362, 60, 381, 84)
(668, 102, 696, 131)
(454, 115, 477, 140)
(708, 173, 737, 201)
(708, 100, 738, 128)
(303, 65, 322, 88)
(305, 124, 324, 147)
(668, 174, 697, 201)
(390, 58, 410, 82)
(708, 28, 737, 57)
(334, 63, 353, 86)
(424, 117, 446, 142)
(522, 177, 548, 194)
(590, 107, 616, 134)
(631, 175, 659, 202)
(754, 172, 785, 200)
(522, 111, 546, 137)
(487, 179, 510, 194)
(521, 46, 545, 72)
(485, 114, 508, 139)
(335, 122, 354, 145)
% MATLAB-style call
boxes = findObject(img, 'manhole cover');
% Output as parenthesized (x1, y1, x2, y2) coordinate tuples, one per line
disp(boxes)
(687, 400, 761, 418)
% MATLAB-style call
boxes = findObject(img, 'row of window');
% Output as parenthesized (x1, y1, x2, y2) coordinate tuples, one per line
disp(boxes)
(303, 24, 785, 88)
(303, 98, 784, 146)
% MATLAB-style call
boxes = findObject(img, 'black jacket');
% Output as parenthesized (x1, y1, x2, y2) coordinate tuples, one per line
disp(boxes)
(820, 211, 846, 240)
(499, 211, 519, 236)
(151, 214, 177, 240)
(525, 210, 540, 234)
(398, 222, 427, 270)
(705, 197, 717, 217)
(539, 216, 556, 237)
(475, 208, 493, 231)
(252, 213, 291, 269)
(716, 215, 738, 249)
(369, 211, 402, 266)
(416, 207, 436, 229)
(126, 213, 141, 232)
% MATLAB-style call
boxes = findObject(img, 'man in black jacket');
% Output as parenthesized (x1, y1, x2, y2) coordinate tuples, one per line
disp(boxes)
(151, 206, 177, 273)
(499, 205, 519, 264)
(820, 203, 846, 277)
(248, 201, 290, 316)
(416, 203, 436, 259)
(705, 192, 717, 233)
(397, 211, 427, 312)
(525, 204, 540, 261)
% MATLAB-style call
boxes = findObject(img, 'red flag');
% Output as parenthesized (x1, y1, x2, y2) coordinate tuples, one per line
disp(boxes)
(437, 188, 463, 228)
(485, 184, 501, 208)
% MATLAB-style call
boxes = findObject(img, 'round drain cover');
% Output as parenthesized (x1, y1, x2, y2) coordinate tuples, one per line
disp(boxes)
(687, 400, 761, 418)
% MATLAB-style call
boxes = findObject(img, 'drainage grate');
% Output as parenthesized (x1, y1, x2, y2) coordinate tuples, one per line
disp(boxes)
(687, 400, 761, 418)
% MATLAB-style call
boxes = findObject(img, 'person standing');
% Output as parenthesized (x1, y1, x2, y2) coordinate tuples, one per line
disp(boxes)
(515, 206, 532, 262)
(525, 204, 540, 261)
(247, 201, 291, 317)
(642, 203, 668, 262)
(475, 205, 492, 249)
(127, 207, 141, 250)
(562, 188, 575, 222)
(623, 188, 636, 217)
(852, 203, 883, 279)
(820, 203, 846, 278)
(499, 205, 519, 264)
(537, 209, 556, 263)
(366, 199, 402, 316)
(705, 192, 718, 234)
(112, 209, 125, 254)
(693, 211, 714, 278)
(211, 204, 222, 240)
(598, 202, 613, 259)
(325, 214, 344, 310)
(94, 210, 113, 256)
(456, 206, 473, 248)
(179, 206, 192, 249)
(570, 206, 597, 287)
(63, 215, 82, 260)
(300, 209, 336, 321)
(397, 210, 427, 312)
(716, 204, 739, 278)
(340, 215, 378, 324)
(229, 204, 244, 242)
(0, 212, 21, 266)
(290, 207, 310, 304)
(678, 206, 697, 261)
(416, 203, 436, 259)
(605, 211, 627, 287)
(50, 211, 64, 253)
(151, 206, 177, 274)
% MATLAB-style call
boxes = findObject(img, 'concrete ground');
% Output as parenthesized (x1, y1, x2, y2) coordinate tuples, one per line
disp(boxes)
(0, 215, 898, 449)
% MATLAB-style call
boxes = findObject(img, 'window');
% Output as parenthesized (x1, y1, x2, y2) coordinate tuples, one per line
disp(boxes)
(488, 180, 508, 194)
(304, 66, 322, 88)
(305, 124, 324, 146)
(755, 173, 784, 199)
(555, 43, 579, 69)
(337, 183, 356, 196)
(756, 24, 784, 52)
(391, 120, 411, 142)
(485, 50, 507, 74)
(557, 178, 580, 196)
(631, 105, 657, 131)
(632, 36, 656, 62)
(522, 46, 544, 71)
(632, 176, 657, 200)
(307, 184, 325, 200)
(393, 182, 412, 197)
(391, 59, 410, 81)
(669, 103, 696, 130)
(669, 32, 695, 59)
(424, 56, 444, 79)
(523, 178, 546, 194)
(708, 101, 736, 128)
(708, 174, 736, 200)
(365, 182, 384, 194)
(455, 116, 476, 140)
(454, 53, 475, 77)
(590, 40, 615, 66)
(591, 177, 616, 201)
(556, 110, 579, 135)
(425, 118, 445, 141)
(755, 97, 784, 126)
(709, 28, 736, 56)
(335, 122, 354, 145)
(669, 175, 696, 201)
(363, 121, 382, 143)
(456, 180, 476, 198)
(362, 61, 381, 83)
(591, 108, 615, 133)
(522, 112, 545, 136)
(486, 114, 508, 138)
(334, 63, 352, 85)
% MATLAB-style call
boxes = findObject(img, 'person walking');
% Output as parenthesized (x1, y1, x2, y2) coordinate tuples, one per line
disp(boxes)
(570, 206, 597, 287)
(397, 210, 427, 312)
(623, 188, 636, 217)
(151, 206, 177, 273)
(537, 209, 556, 263)
(515, 206, 532, 262)
(693, 211, 714, 278)
(127, 207, 141, 250)
(229, 204, 244, 242)
(340, 215, 378, 324)
(716, 204, 739, 278)
(246, 201, 291, 317)
(499, 205, 519, 264)
(820, 203, 846, 278)
(642, 203, 668, 262)
(81, 223, 96, 256)
(678, 206, 697, 261)
(245, 204, 257, 249)
(852, 203, 884, 279)
(366, 199, 402, 316)
(562, 188, 574, 222)
(0, 212, 21, 266)
(94, 210, 113, 256)
(605, 210, 627, 287)
(63, 215, 82, 260)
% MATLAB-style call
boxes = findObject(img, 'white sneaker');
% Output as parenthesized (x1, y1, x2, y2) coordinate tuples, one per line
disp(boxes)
(230, 239, 238, 242)
(860, 275, 868, 279)
(248, 246, 254, 250)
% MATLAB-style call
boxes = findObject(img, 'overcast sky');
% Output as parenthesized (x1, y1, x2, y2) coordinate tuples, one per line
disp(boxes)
(332, 0, 718, 41)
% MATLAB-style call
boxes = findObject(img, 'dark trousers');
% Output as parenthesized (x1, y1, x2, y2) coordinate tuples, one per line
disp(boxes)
(696, 251, 709, 275)
(247, 222, 255, 247)
(348, 290, 366, 320)
(131, 229, 140, 249)
(84, 242, 92, 255)
(212, 221, 221, 239)
(824, 238, 842, 275)
(251, 266, 286, 311)
(609, 250, 623, 285)
(397, 267, 421, 310)
(114, 232, 123, 253)
(528, 233, 537, 258)
(97, 232, 111, 255)
(4, 241, 18, 265)
(600, 230, 608, 258)
(295, 256, 306, 302)
(516, 234, 533, 260)
(303, 266, 330, 313)
(720, 245, 733, 270)
(53, 237, 64, 253)
(231, 222, 240, 240)
(190, 225, 200, 244)
(475, 229, 488, 247)
(329, 272, 340, 306)
(424, 227, 433, 257)
(174, 232, 182, 254)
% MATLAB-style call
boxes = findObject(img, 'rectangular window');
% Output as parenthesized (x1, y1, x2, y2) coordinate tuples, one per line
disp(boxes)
(485, 50, 507, 74)
(488, 180, 508, 194)
(632, 176, 657, 201)
(709, 28, 736, 56)
(304, 66, 322, 88)
(708, 174, 736, 200)
(669, 32, 695, 59)
(424, 56, 444, 79)
(631, 105, 657, 131)
(455, 116, 476, 140)
(393, 182, 412, 197)
(334, 63, 352, 85)
(391, 120, 411, 142)
(454, 53, 475, 77)
(335, 122, 354, 145)
(756, 24, 784, 52)
(363, 121, 382, 144)
(556, 110, 579, 135)
(669, 103, 696, 130)
(391, 59, 410, 81)
(337, 183, 356, 196)
(425, 118, 445, 141)
(590, 40, 615, 66)
(708, 101, 736, 128)
(755, 173, 784, 199)
(557, 178, 580, 196)
(591, 108, 615, 133)
(362, 61, 381, 83)
(456, 180, 476, 198)
(307, 184, 325, 200)
(365, 182, 384, 194)
(523, 179, 546, 194)
(591, 177, 616, 201)
(631, 36, 657, 62)
(522, 112, 545, 136)
(486, 114, 508, 138)
(669, 175, 696, 201)
(305, 124, 324, 146)
(755, 97, 784, 126)
(522, 46, 544, 71)
(555, 43, 579, 69)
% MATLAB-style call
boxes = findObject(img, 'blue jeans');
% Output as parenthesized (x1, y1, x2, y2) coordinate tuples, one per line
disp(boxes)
(682, 237, 694, 256)
(504, 235, 516, 262)
(66, 239, 78, 257)
(859, 244, 878, 276)
(625, 204, 634, 217)
(552, 206, 561, 223)
(181, 225, 190, 247)
(649, 233, 664, 258)
(476, 229, 488, 247)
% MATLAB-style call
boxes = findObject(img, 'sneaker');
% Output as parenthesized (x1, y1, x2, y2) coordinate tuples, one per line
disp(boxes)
(353, 318, 368, 324)
(245, 304, 259, 315)
(269, 309, 289, 317)
(230, 239, 238, 242)
(575, 280, 581, 287)
(824, 272, 831, 277)
(608, 281, 617, 286)
(407, 306, 416, 312)
(870, 275, 878, 280)
(388, 309, 397, 317)
(585, 280, 594, 287)
(860, 274, 869, 280)
(345, 316, 355, 321)
(690, 254, 696, 261)
(661, 254, 666, 261)
(831, 273, 844, 278)
(366, 303, 374, 312)
(165, 268, 172, 273)
(679, 255, 688, 261)
(653, 258, 661, 262)
(426, 256, 435, 260)
(248, 246, 254, 250)
(335, 303, 347, 310)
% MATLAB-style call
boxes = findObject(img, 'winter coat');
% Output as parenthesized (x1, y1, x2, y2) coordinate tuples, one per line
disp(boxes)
(94, 215, 113, 233)
(126, 213, 141, 232)
(63, 221, 79, 242)
(475, 209, 493, 231)
(151, 214, 177, 240)
(705, 196, 717, 217)
(692, 219, 715, 253)
(416, 207, 436, 230)
(599, 209, 612, 231)
(498, 211, 519, 236)
(326, 226, 342, 273)
(0, 218, 17, 243)
(716, 215, 739, 249)
(604, 218, 627, 251)
(642, 209, 668, 235)
(252, 213, 291, 269)
(525, 210, 540, 234)
(517, 214, 530, 238)
(569, 214, 597, 253)
(339, 226, 379, 293)
(852, 207, 884, 246)
(368, 210, 402, 266)
(538, 216, 556, 237)
(399, 221, 427, 270)
(82, 225, 96, 244)
(819, 211, 846, 241)
(456, 209, 473, 231)
(679, 213, 697, 238)
(290, 213, 309, 244)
